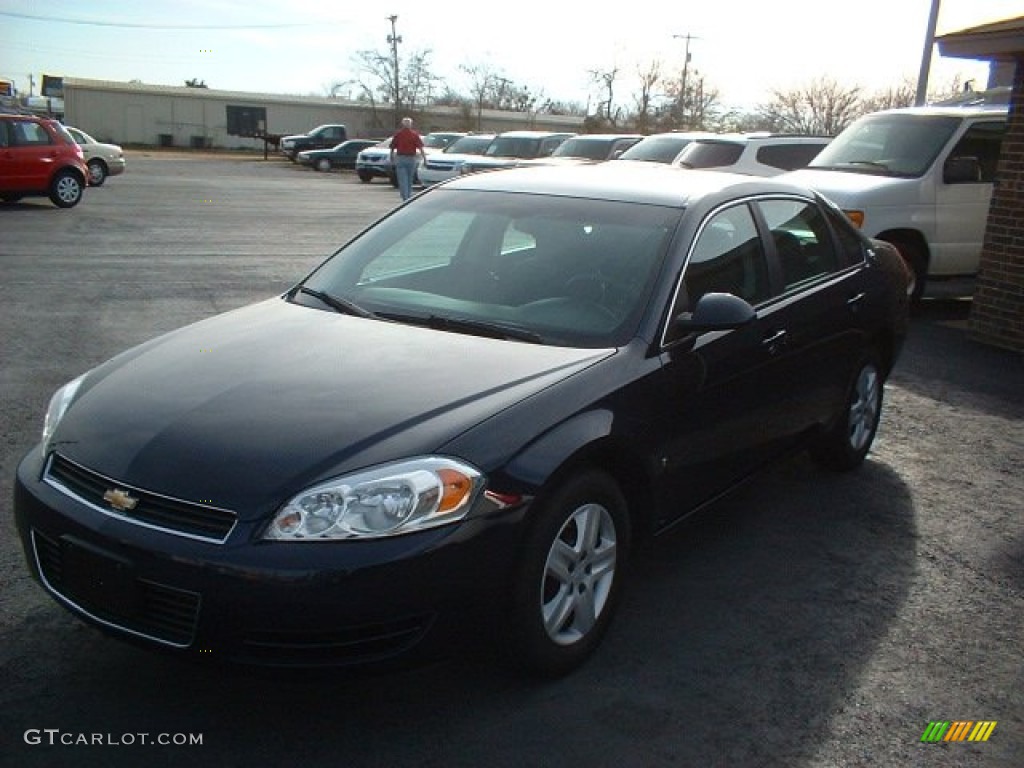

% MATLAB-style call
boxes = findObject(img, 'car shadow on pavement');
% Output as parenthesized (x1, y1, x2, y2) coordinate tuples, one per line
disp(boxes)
(3, 454, 916, 768)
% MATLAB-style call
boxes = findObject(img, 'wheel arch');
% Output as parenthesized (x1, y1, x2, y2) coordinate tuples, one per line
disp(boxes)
(501, 411, 658, 541)
(874, 229, 929, 298)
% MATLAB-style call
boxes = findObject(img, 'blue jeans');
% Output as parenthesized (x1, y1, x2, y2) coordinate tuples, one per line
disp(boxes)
(394, 154, 418, 200)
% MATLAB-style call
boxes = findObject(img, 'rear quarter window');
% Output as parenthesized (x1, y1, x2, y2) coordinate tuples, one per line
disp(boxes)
(755, 143, 828, 171)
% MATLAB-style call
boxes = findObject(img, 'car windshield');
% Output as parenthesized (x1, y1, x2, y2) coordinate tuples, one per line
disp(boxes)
(808, 114, 962, 177)
(424, 134, 459, 149)
(484, 137, 542, 158)
(551, 138, 614, 160)
(676, 141, 744, 168)
(299, 188, 678, 347)
(617, 136, 693, 163)
(444, 135, 493, 154)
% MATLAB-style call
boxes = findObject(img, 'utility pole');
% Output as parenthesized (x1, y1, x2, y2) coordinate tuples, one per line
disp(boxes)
(672, 33, 700, 127)
(387, 15, 402, 125)
(915, 0, 941, 106)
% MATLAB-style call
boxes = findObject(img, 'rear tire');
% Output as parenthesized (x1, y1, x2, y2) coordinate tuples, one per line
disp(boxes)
(49, 170, 84, 208)
(810, 352, 884, 471)
(87, 159, 108, 187)
(506, 470, 630, 677)
(886, 237, 927, 302)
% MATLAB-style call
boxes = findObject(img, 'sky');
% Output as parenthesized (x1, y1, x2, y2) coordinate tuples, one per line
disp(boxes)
(0, 0, 1019, 113)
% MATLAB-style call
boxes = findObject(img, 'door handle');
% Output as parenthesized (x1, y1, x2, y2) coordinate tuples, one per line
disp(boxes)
(847, 292, 866, 312)
(762, 329, 787, 354)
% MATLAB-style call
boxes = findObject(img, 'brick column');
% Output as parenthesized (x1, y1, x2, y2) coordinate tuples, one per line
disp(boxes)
(969, 61, 1024, 352)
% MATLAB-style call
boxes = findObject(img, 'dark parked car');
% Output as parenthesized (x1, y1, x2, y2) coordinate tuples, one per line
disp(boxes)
(460, 130, 575, 174)
(15, 163, 910, 676)
(516, 133, 643, 167)
(279, 124, 348, 161)
(615, 131, 716, 164)
(297, 139, 380, 172)
(1, 112, 90, 207)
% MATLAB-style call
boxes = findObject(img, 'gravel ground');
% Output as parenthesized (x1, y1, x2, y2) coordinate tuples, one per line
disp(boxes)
(0, 155, 1021, 767)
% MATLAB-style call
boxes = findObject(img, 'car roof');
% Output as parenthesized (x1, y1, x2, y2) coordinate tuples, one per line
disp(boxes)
(438, 160, 814, 207)
(494, 130, 576, 138)
(688, 133, 831, 144)
(559, 133, 644, 141)
(861, 104, 1008, 119)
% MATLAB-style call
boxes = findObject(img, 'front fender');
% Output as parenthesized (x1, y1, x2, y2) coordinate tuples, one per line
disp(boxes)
(500, 409, 614, 490)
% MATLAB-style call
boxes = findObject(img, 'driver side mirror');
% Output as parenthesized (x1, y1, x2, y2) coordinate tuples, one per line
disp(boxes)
(673, 292, 756, 335)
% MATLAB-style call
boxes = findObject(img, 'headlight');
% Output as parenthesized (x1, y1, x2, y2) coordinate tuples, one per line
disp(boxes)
(264, 457, 484, 541)
(42, 375, 84, 448)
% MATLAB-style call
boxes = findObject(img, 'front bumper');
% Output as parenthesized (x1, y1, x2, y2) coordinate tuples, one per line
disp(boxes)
(14, 446, 527, 668)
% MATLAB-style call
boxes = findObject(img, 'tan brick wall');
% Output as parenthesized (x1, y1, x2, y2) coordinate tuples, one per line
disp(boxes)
(970, 61, 1024, 352)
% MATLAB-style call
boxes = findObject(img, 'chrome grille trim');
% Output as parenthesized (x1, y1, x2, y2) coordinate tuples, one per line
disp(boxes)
(44, 453, 237, 544)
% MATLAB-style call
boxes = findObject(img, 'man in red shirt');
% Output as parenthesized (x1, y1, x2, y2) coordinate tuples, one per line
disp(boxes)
(389, 117, 427, 201)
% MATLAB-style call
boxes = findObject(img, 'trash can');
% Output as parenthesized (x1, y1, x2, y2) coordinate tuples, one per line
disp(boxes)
(158, 133, 173, 147)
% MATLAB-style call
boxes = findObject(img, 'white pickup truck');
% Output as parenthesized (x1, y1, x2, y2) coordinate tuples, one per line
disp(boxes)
(785, 104, 1008, 299)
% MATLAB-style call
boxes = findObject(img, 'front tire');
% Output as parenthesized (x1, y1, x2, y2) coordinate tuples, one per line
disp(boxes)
(87, 159, 107, 186)
(810, 353, 883, 471)
(357, 170, 373, 183)
(316, 157, 332, 172)
(49, 170, 84, 208)
(508, 470, 630, 677)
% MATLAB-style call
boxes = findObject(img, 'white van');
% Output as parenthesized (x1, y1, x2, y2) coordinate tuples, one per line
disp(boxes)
(785, 104, 1008, 298)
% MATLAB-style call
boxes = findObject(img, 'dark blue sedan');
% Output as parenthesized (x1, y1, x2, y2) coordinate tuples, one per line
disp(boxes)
(15, 163, 910, 676)
(296, 139, 379, 172)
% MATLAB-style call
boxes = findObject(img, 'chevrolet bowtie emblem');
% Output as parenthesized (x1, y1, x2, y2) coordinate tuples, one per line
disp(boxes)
(103, 488, 138, 512)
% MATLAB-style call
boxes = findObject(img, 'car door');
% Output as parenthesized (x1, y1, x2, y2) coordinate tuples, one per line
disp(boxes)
(933, 119, 1005, 276)
(752, 196, 869, 428)
(647, 201, 793, 521)
(2, 119, 55, 189)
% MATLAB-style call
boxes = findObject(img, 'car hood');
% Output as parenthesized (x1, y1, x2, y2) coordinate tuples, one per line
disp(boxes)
(53, 299, 611, 519)
(785, 168, 916, 207)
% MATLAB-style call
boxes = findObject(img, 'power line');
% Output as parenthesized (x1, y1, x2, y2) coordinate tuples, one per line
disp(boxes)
(0, 11, 313, 30)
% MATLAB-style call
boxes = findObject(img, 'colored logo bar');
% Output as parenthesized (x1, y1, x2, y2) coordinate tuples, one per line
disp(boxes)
(921, 721, 997, 742)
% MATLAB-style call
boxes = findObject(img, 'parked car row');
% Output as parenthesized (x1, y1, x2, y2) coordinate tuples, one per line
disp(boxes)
(297, 130, 832, 184)
(0, 111, 126, 208)
(353, 132, 465, 185)
(290, 103, 1009, 298)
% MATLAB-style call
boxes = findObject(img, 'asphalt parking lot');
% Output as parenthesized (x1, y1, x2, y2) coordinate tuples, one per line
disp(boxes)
(1, 152, 1021, 767)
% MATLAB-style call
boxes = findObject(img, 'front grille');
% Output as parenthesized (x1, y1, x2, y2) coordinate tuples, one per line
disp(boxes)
(32, 530, 201, 647)
(45, 453, 237, 543)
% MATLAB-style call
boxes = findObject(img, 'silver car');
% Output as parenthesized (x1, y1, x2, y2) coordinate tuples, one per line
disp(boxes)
(64, 126, 126, 186)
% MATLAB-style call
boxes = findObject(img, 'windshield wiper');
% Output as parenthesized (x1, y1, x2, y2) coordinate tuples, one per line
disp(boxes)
(295, 286, 375, 318)
(379, 311, 543, 343)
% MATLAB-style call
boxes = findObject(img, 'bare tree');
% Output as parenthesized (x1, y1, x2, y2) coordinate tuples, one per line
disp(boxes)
(401, 50, 440, 112)
(588, 66, 621, 128)
(859, 78, 917, 114)
(662, 71, 719, 130)
(460, 62, 499, 129)
(631, 59, 663, 134)
(353, 47, 438, 127)
(759, 77, 862, 135)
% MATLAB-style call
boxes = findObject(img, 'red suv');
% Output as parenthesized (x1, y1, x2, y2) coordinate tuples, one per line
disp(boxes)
(0, 113, 89, 208)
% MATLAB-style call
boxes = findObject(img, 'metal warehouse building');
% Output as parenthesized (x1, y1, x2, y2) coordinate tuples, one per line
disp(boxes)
(61, 77, 583, 151)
